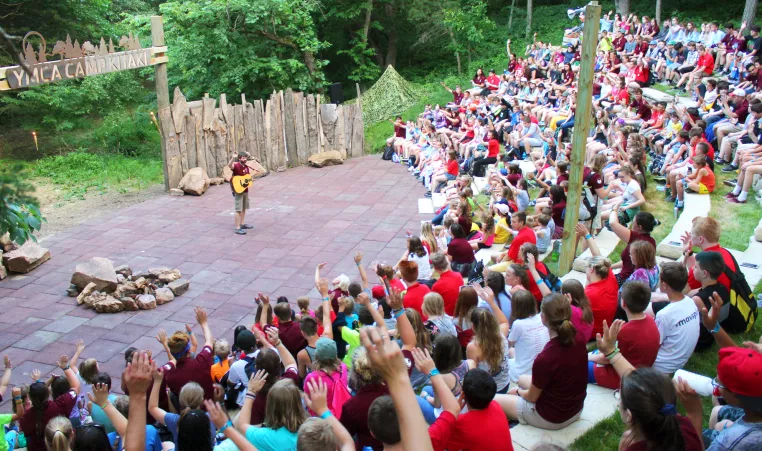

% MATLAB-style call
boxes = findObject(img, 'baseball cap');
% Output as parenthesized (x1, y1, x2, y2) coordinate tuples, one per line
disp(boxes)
(649, 40, 657, 45)
(495, 204, 511, 214)
(717, 347, 762, 410)
(235, 330, 257, 351)
(732, 88, 747, 96)
(315, 337, 338, 361)
(668, 40, 676, 45)
(371, 285, 386, 299)
(499, 168, 508, 176)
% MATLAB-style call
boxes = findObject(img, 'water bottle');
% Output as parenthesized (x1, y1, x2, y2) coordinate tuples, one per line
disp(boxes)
(551, 240, 561, 262)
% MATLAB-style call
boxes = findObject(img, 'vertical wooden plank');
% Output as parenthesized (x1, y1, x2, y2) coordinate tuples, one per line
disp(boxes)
(352, 105, 364, 158)
(151, 15, 171, 191)
(186, 114, 197, 169)
(159, 107, 183, 188)
(178, 114, 188, 174)
(193, 113, 206, 171)
(274, 91, 286, 170)
(306, 94, 318, 156)
(265, 95, 273, 171)
(255, 100, 267, 170)
(294, 92, 308, 166)
(245, 102, 259, 163)
(316, 94, 325, 152)
(343, 105, 353, 158)
(283, 89, 298, 167)
(335, 105, 346, 158)
(214, 117, 227, 177)
(234, 104, 245, 158)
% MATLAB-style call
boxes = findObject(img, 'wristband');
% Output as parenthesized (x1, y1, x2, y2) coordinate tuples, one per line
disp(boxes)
(428, 368, 441, 377)
(535, 278, 544, 285)
(322, 296, 330, 301)
(585, 234, 592, 240)
(320, 411, 333, 419)
(100, 401, 109, 410)
(36, 379, 42, 383)
(393, 309, 406, 319)
(245, 392, 257, 399)
(187, 330, 194, 335)
(63, 365, 70, 370)
(710, 323, 721, 334)
(605, 347, 620, 359)
(13, 396, 21, 401)
(218, 420, 233, 434)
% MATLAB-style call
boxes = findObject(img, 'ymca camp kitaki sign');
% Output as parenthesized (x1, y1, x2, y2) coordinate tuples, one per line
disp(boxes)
(0, 31, 168, 91)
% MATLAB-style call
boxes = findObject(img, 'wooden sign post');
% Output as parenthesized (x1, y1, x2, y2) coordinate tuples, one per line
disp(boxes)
(558, 1, 601, 276)
(151, 16, 171, 191)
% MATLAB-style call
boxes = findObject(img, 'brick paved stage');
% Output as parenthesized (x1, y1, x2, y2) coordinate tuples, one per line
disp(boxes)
(0, 155, 428, 396)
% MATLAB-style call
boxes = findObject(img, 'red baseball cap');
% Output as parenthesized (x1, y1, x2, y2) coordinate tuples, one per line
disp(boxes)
(717, 347, 762, 398)
(371, 285, 386, 299)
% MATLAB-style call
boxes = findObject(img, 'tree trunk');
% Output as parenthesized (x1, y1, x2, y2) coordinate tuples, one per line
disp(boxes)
(615, 0, 630, 17)
(467, 46, 472, 69)
(362, 0, 373, 43)
(368, 36, 385, 67)
(742, 0, 758, 30)
(384, 2, 398, 67)
(655, 0, 662, 24)
(525, 0, 533, 39)
(508, 0, 517, 30)
(302, 51, 318, 77)
(448, 28, 462, 75)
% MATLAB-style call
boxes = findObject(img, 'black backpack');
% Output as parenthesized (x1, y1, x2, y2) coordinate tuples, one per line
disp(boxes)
(536, 262, 562, 292)
(579, 170, 599, 223)
(722, 253, 757, 333)
(382, 146, 395, 161)
(222, 355, 256, 410)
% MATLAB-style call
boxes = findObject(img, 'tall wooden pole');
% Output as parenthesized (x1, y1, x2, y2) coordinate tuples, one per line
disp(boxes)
(152, 15, 171, 191)
(558, 2, 601, 276)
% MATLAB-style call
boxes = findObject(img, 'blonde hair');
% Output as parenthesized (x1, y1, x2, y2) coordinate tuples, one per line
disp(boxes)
(265, 379, 306, 433)
(349, 347, 383, 389)
(422, 292, 446, 318)
(588, 256, 612, 279)
(179, 382, 204, 410)
(333, 274, 351, 292)
(297, 296, 311, 316)
(342, 297, 355, 315)
(213, 339, 230, 357)
(471, 308, 505, 373)
(78, 358, 99, 385)
(297, 418, 336, 451)
(420, 222, 439, 254)
(168, 331, 190, 355)
(404, 309, 431, 351)
(44, 416, 73, 451)
(691, 216, 721, 243)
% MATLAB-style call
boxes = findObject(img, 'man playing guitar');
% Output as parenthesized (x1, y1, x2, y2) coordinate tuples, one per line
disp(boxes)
(229, 151, 254, 235)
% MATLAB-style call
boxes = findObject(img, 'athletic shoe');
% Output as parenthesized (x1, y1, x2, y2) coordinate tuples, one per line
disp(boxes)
(241, 224, 254, 229)
(665, 196, 676, 203)
(726, 197, 746, 204)
(723, 179, 737, 187)
(235, 228, 247, 235)
(721, 164, 738, 173)
(424, 191, 432, 198)
(725, 192, 738, 198)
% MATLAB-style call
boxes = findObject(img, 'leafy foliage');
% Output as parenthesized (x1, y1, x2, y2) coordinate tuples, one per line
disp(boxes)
(0, 165, 44, 245)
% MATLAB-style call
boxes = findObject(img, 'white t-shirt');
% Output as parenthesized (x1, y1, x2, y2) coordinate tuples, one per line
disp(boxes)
(621, 179, 641, 206)
(507, 314, 550, 382)
(408, 249, 433, 280)
(653, 296, 700, 374)
(228, 349, 269, 406)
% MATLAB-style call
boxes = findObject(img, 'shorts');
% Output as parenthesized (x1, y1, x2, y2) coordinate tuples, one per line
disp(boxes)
(523, 137, 544, 148)
(516, 397, 582, 430)
(667, 62, 681, 70)
(698, 183, 711, 194)
(445, 173, 457, 181)
(234, 192, 250, 212)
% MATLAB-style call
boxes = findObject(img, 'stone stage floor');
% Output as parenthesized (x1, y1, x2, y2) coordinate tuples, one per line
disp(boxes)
(0, 155, 429, 398)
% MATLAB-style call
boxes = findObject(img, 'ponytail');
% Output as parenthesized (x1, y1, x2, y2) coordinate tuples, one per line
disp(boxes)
(44, 416, 73, 451)
(556, 318, 577, 347)
(540, 293, 578, 347)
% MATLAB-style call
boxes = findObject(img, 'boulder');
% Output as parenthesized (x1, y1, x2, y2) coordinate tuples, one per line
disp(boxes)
(115, 265, 132, 277)
(147, 267, 171, 278)
(308, 150, 344, 168)
(66, 284, 79, 297)
(134, 277, 147, 289)
(2, 242, 50, 273)
(82, 291, 109, 309)
(158, 269, 181, 283)
(71, 257, 118, 292)
(169, 188, 185, 196)
(77, 282, 99, 305)
(136, 294, 157, 310)
(209, 177, 225, 185)
(245, 159, 269, 179)
(222, 166, 233, 182)
(168, 278, 190, 296)
(93, 296, 125, 313)
(155, 287, 175, 305)
(113, 281, 140, 298)
(119, 297, 139, 311)
(116, 274, 126, 284)
(756, 225, 762, 242)
(0, 264, 6, 280)
(178, 167, 210, 196)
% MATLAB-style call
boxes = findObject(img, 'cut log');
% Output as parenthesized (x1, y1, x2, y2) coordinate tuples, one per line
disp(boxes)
(186, 114, 197, 169)
(316, 94, 325, 152)
(294, 92, 308, 166)
(202, 96, 216, 130)
(245, 102, 259, 162)
(213, 118, 228, 177)
(274, 91, 286, 170)
(219, 93, 232, 124)
(336, 105, 347, 158)
(343, 105, 353, 158)
(283, 88, 298, 167)
(255, 100, 268, 170)
(265, 96, 273, 171)
(352, 105, 365, 157)
(306, 94, 318, 157)
(171, 87, 189, 134)
(320, 103, 339, 154)
(159, 106, 183, 189)
(234, 104, 245, 158)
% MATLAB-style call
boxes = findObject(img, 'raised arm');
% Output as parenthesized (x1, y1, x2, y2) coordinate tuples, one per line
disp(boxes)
(595, 320, 635, 378)
(265, 328, 296, 370)
(148, 368, 167, 425)
(386, 286, 416, 350)
(475, 285, 510, 336)
(315, 262, 327, 286)
(185, 324, 198, 355)
(156, 329, 176, 366)
(304, 379, 355, 451)
(206, 400, 259, 451)
(575, 223, 602, 257)
(123, 352, 154, 451)
(699, 292, 738, 349)
(524, 254, 552, 298)
(360, 326, 433, 451)
(228, 156, 238, 170)
(606, 205, 632, 243)
(195, 307, 213, 349)
(88, 383, 128, 437)
(316, 278, 334, 339)
(57, 355, 81, 395)
(413, 348, 460, 418)
(356, 292, 388, 334)
(69, 340, 86, 372)
(235, 369, 268, 431)
(0, 355, 12, 399)
(355, 251, 369, 289)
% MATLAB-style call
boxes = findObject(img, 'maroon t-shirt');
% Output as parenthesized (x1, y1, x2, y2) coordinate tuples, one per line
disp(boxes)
(21, 390, 77, 451)
(278, 320, 307, 358)
(448, 238, 476, 264)
(163, 345, 215, 402)
(394, 123, 405, 138)
(339, 383, 390, 451)
(453, 91, 464, 104)
(532, 337, 588, 424)
(624, 415, 703, 450)
(231, 162, 250, 193)
(250, 367, 300, 425)
(619, 231, 656, 282)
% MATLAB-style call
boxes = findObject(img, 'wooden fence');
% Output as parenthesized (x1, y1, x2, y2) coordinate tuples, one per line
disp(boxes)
(162, 87, 365, 188)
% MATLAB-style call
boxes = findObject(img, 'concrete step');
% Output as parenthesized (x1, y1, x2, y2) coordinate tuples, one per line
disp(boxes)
(656, 193, 711, 259)
(572, 229, 621, 272)
(418, 198, 434, 214)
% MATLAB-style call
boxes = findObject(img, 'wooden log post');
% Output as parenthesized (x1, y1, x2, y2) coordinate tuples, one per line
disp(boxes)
(171, 87, 189, 175)
(306, 94, 318, 156)
(194, 113, 206, 172)
(151, 15, 171, 190)
(186, 114, 197, 169)
(283, 88, 298, 167)
(202, 94, 218, 178)
(294, 92, 308, 166)
(558, 1, 601, 276)
(234, 103, 245, 158)
(255, 100, 268, 169)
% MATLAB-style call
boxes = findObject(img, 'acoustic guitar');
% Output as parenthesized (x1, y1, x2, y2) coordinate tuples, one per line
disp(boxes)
(231, 174, 253, 194)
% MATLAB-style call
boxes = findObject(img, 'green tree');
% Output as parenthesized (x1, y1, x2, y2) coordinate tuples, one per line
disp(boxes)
(0, 166, 44, 245)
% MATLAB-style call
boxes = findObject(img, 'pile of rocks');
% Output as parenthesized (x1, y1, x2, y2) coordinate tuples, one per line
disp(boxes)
(0, 234, 51, 280)
(68, 257, 190, 313)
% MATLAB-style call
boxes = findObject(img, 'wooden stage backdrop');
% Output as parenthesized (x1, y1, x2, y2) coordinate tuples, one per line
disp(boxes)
(162, 87, 365, 188)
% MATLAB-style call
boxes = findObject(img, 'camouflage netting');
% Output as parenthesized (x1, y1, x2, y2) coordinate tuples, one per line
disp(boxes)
(360, 65, 421, 125)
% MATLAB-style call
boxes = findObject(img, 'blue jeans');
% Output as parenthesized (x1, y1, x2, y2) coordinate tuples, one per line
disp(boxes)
(417, 386, 437, 425)
(432, 206, 449, 225)
(559, 118, 575, 140)
(705, 117, 726, 144)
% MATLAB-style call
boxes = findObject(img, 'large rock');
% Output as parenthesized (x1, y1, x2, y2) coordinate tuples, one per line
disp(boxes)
(168, 278, 190, 296)
(756, 225, 762, 242)
(93, 296, 125, 313)
(178, 167, 210, 196)
(0, 233, 17, 253)
(308, 150, 344, 168)
(119, 297, 139, 311)
(148, 267, 181, 283)
(245, 159, 269, 179)
(136, 294, 157, 310)
(209, 177, 225, 186)
(71, 257, 118, 292)
(113, 281, 140, 298)
(76, 282, 99, 305)
(0, 264, 6, 280)
(2, 242, 50, 273)
(115, 265, 132, 277)
(155, 287, 175, 305)
(82, 291, 109, 309)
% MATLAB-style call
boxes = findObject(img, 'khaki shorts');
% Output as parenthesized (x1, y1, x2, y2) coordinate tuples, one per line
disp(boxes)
(516, 397, 582, 430)
(234, 192, 250, 212)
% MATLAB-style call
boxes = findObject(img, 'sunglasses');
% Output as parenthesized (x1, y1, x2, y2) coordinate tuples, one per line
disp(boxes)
(711, 377, 726, 397)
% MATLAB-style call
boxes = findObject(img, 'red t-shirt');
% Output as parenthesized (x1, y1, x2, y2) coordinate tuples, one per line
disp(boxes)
(619, 231, 656, 282)
(532, 337, 588, 424)
(486, 74, 501, 91)
(487, 139, 500, 158)
(429, 410, 456, 451)
(231, 162, 250, 193)
(697, 52, 714, 75)
(21, 390, 78, 451)
(250, 367, 300, 424)
(316, 310, 337, 336)
(687, 244, 737, 291)
(594, 315, 660, 389)
(442, 401, 514, 451)
(403, 282, 431, 320)
(624, 415, 703, 450)
(163, 345, 215, 402)
(447, 159, 458, 176)
(394, 123, 405, 138)
(508, 227, 537, 264)
(585, 271, 619, 338)
(433, 270, 465, 315)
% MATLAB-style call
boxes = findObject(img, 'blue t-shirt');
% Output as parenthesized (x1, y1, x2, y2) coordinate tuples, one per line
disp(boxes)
(245, 426, 297, 451)
(708, 416, 762, 451)
(107, 425, 163, 451)
(165, 411, 217, 446)
(91, 394, 118, 433)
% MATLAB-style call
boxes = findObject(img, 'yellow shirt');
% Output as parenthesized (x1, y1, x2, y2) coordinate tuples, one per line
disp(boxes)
(494, 217, 510, 244)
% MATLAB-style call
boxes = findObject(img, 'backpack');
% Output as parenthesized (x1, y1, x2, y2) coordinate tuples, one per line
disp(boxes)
(536, 262, 562, 292)
(222, 355, 255, 410)
(382, 145, 395, 161)
(579, 170, 599, 222)
(468, 260, 485, 285)
(318, 367, 352, 418)
(722, 253, 758, 333)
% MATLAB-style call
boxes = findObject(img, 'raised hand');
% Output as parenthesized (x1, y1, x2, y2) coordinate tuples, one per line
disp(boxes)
(575, 222, 590, 238)
(57, 355, 70, 370)
(354, 251, 364, 264)
(75, 339, 86, 355)
(356, 292, 371, 307)
(317, 262, 328, 270)
(31, 369, 41, 382)
(87, 382, 110, 407)
(204, 399, 231, 428)
(3, 355, 11, 370)
(185, 324, 193, 334)
(258, 292, 270, 305)
(303, 378, 329, 415)
(360, 326, 409, 383)
(124, 352, 154, 395)
(265, 327, 281, 346)
(387, 287, 404, 310)
(153, 367, 164, 382)
(194, 307, 208, 326)
(317, 278, 329, 296)
(700, 292, 723, 333)
(411, 347, 435, 375)
(156, 329, 168, 345)
(247, 369, 268, 394)
(526, 253, 536, 270)
(595, 319, 624, 356)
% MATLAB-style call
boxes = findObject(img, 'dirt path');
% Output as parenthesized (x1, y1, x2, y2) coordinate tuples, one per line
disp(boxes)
(33, 179, 165, 239)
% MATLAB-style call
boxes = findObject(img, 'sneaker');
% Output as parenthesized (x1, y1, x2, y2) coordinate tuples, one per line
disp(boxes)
(665, 196, 676, 203)
(726, 197, 747, 204)
(241, 224, 254, 229)
(723, 179, 737, 187)
(714, 157, 725, 164)
(725, 192, 738, 198)
(408, 166, 415, 172)
(721, 164, 738, 173)
(424, 191, 432, 198)
(235, 228, 247, 235)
